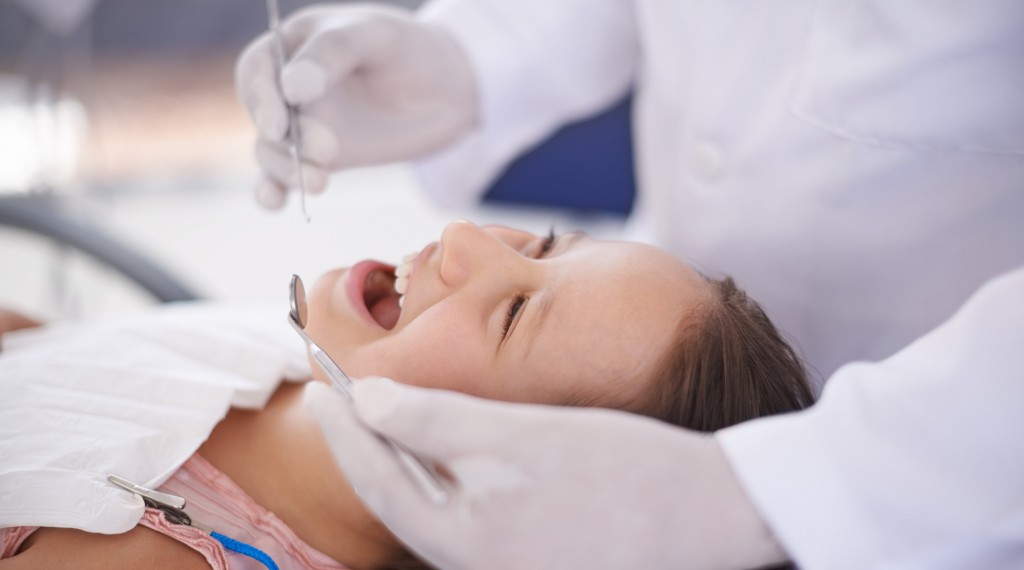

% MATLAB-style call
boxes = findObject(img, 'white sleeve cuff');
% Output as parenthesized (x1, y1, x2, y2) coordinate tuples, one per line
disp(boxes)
(717, 405, 889, 569)
(717, 266, 1024, 570)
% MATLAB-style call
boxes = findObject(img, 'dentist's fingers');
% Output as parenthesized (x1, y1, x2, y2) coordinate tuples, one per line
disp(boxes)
(281, 60, 331, 107)
(254, 113, 341, 171)
(294, 116, 341, 166)
(352, 378, 549, 461)
(254, 177, 287, 211)
(279, 12, 371, 105)
(235, 33, 289, 142)
(303, 382, 437, 521)
(254, 140, 330, 194)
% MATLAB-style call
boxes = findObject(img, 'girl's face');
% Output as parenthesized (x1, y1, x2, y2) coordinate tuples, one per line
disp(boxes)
(304, 221, 710, 409)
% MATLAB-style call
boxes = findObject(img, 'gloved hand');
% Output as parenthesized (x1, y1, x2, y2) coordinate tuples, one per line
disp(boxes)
(235, 4, 478, 209)
(304, 378, 788, 570)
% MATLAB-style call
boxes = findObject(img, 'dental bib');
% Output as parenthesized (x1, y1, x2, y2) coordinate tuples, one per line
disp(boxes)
(0, 303, 310, 534)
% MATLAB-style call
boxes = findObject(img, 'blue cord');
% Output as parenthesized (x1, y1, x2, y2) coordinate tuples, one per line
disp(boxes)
(211, 531, 280, 570)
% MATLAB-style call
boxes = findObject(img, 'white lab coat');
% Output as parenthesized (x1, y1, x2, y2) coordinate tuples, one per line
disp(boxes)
(413, 0, 1024, 382)
(718, 265, 1024, 570)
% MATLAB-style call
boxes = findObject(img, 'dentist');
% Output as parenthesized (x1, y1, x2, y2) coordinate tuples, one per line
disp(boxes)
(236, 0, 1024, 567)
(236, 0, 1024, 381)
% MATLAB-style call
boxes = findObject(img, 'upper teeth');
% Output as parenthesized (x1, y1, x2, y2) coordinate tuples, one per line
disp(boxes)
(395, 252, 416, 296)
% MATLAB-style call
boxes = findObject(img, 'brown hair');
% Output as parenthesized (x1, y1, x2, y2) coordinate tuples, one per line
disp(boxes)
(640, 275, 814, 431)
(381, 275, 813, 569)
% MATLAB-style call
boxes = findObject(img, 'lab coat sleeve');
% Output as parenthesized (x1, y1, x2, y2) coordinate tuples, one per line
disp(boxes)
(414, 0, 639, 208)
(716, 266, 1024, 570)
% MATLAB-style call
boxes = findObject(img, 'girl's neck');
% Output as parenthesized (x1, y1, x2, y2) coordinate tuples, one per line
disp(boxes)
(198, 381, 400, 570)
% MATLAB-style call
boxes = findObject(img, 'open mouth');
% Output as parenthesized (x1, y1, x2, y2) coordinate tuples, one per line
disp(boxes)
(362, 266, 402, 330)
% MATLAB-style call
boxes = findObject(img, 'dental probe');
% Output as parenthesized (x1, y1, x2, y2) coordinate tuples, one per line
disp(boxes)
(289, 274, 450, 505)
(265, 0, 310, 222)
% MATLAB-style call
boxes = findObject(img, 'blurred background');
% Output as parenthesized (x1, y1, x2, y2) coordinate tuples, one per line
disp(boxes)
(0, 0, 628, 323)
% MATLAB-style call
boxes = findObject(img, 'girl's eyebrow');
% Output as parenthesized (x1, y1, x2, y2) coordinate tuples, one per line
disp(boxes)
(561, 230, 586, 247)
(517, 231, 587, 356)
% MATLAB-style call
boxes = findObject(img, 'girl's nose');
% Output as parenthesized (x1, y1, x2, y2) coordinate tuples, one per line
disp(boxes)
(439, 220, 524, 288)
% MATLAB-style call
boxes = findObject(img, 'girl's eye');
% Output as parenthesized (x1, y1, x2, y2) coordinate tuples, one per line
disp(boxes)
(502, 294, 526, 339)
(537, 228, 557, 258)
(504, 228, 555, 341)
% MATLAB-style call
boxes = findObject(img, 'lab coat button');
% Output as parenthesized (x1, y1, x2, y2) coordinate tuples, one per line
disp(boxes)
(691, 142, 725, 182)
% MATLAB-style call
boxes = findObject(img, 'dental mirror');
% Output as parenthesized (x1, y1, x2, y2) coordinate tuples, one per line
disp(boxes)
(287, 274, 451, 504)
(289, 274, 308, 329)
(289, 274, 353, 395)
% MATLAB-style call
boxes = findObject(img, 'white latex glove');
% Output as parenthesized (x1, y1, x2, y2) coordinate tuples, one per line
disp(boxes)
(305, 379, 788, 570)
(235, 4, 478, 209)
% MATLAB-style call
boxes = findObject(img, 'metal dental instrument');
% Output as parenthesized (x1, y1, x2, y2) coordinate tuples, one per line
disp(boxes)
(108, 474, 197, 527)
(288, 274, 450, 505)
(107, 472, 191, 521)
(108, 474, 187, 511)
(266, 0, 310, 222)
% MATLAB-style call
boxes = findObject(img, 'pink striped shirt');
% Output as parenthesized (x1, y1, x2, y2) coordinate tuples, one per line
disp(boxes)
(2, 454, 348, 569)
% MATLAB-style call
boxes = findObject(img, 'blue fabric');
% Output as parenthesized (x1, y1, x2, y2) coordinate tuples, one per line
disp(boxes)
(482, 92, 636, 216)
(211, 531, 280, 570)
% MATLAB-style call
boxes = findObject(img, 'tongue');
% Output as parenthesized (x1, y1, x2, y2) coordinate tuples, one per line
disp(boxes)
(369, 295, 401, 330)
(363, 269, 402, 329)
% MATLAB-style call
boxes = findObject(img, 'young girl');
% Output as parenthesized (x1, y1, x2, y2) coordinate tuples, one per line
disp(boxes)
(0, 221, 813, 569)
